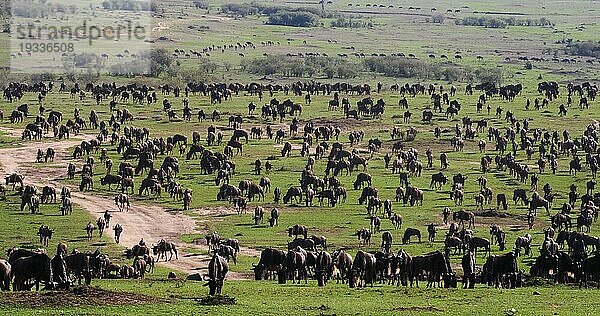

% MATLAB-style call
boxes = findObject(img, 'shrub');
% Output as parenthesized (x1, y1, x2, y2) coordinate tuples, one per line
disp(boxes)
(141, 48, 174, 77)
(565, 41, 600, 58)
(193, 0, 209, 10)
(331, 18, 373, 28)
(101, 0, 156, 12)
(267, 10, 319, 27)
(456, 16, 551, 28)
(431, 14, 444, 24)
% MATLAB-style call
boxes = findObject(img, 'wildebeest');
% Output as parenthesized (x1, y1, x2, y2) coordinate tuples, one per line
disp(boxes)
(469, 236, 491, 257)
(483, 251, 519, 288)
(253, 248, 286, 280)
(0, 259, 10, 290)
(332, 249, 353, 284)
(409, 251, 451, 288)
(315, 251, 333, 286)
(287, 238, 316, 252)
(514, 234, 532, 257)
(453, 210, 475, 228)
(64, 252, 92, 285)
(281, 249, 307, 284)
(348, 251, 376, 288)
(37, 225, 53, 246)
(205, 253, 229, 295)
(461, 251, 475, 289)
(288, 224, 308, 239)
(403, 228, 421, 244)
(381, 231, 393, 253)
(153, 239, 178, 261)
(11, 253, 53, 291)
(5, 173, 24, 190)
(356, 228, 372, 246)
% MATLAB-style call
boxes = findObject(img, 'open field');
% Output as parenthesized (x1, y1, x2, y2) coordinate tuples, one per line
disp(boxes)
(0, 0, 599, 315)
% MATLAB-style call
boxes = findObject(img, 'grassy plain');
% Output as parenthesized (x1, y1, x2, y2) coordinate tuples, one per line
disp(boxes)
(0, 0, 599, 315)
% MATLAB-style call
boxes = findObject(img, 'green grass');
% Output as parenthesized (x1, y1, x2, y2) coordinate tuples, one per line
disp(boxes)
(5, 269, 600, 315)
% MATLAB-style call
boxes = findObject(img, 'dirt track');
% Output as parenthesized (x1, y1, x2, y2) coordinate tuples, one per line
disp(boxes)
(0, 129, 254, 279)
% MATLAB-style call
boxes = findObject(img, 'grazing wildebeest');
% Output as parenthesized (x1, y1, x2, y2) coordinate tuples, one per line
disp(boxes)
(125, 244, 150, 259)
(11, 253, 54, 291)
(315, 251, 333, 286)
(430, 172, 447, 190)
(205, 254, 229, 295)
(288, 224, 308, 239)
(409, 251, 451, 288)
(281, 249, 307, 284)
(453, 210, 475, 228)
(445, 236, 463, 255)
(461, 251, 476, 289)
(331, 250, 353, 284)
(288, 238, 315, 252)
(253, 248, 286, 281)
(64, 252, 92, 285)
(356, 228, 372, 246)
(310, 235, 327, 250)
(403, 228, 421, 244)
(381, 231, 393, 253)
(269, 208, 280, 227)
(514, 234, 532, 257)
(5, 173, 24, 190)
(483, 251, 519, 288)
(41, 186, 57, 204)
(348, 251, 376, 288)
(470, 236, 491, 257)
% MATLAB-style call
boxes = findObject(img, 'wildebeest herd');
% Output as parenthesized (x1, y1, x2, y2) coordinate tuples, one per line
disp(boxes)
(1, 78, 599, 296)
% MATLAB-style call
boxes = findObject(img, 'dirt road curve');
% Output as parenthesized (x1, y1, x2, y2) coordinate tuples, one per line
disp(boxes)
(0, 129, 252, 279)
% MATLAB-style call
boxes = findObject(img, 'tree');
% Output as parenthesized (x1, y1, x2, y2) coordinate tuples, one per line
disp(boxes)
(143, 48, 174, 77)
(431, 14, 444, 24)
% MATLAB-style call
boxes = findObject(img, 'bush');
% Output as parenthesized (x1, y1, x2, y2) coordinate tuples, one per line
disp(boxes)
(524, 61, 533, 70)
(431, 14, 444, 24)
(141, 48, 174, 77)
(456, 16, 551, 28)
(109, 60, 149, 77)
(73, 53, 99, 68)
(331, 18, 373, 28)
(241, 56, 360, 79)
(267, 10, 319, 27)
(565, 41, 600, 58)
(193, 0, 209, 10)
(220, 3, 259, 17)
(101, 0, 156, 12)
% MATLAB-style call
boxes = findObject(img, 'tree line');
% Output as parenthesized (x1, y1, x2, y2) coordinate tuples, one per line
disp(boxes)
(456, 16, 552, 28)
(241, 55, 503, 85)
(101, 0, 157, 12)
(566, 41, 600, 58)
(220, 2, 343, 27)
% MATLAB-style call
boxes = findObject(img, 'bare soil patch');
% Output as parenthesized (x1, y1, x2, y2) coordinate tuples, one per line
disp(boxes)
(0, 286, 165, 308)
